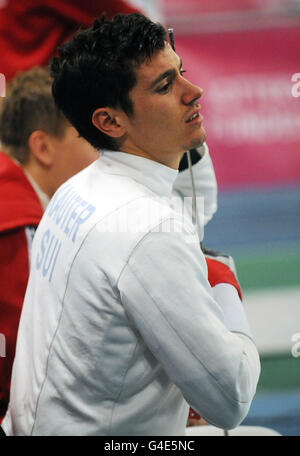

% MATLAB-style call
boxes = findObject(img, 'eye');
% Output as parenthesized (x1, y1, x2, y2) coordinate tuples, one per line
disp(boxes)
(157, 81, 171, 94)
(156, 69, 187, 94)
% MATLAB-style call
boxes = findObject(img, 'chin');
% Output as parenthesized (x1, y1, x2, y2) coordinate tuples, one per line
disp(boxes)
(190, 135, 206, 150)
(187, 127, 206, 150)
(181, 126, 206, 153)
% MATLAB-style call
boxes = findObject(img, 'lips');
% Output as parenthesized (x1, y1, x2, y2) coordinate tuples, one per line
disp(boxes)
(185, 109, 201, 123)
(186, 112, 199, 123)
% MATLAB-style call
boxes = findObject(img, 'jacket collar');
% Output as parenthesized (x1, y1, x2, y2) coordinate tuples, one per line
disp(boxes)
(100, 150, 178, 199)
(24, 169, 49, 211)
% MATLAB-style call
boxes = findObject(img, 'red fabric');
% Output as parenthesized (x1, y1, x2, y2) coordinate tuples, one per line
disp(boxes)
(0, 152, 43, 420)
(0, 152, 43, 231)
(0, 0, 141, 81)
(188, 406, 201, 421)
(205, 256, 242, 301)
(0, 229, 31, 420)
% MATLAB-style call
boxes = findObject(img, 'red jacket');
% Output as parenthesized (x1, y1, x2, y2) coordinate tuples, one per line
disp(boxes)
(0, 0, 141, 81)
(0, 152, 43, 419)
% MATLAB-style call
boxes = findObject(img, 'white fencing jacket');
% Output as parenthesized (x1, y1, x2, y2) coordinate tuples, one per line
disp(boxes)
(3, 147, 260, 436)
(174, 143, 218, 227)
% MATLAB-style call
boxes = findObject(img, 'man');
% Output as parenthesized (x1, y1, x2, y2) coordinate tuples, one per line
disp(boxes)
(0, 66, 99, 419)
(2, 14, 260, 436)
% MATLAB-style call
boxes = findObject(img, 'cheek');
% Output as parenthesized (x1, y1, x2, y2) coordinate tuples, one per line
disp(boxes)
(138, 107, 179, 134)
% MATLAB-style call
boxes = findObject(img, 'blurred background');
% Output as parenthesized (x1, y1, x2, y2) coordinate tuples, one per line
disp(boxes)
(1, 0, 299, 436)
(157, 0, 300, 436)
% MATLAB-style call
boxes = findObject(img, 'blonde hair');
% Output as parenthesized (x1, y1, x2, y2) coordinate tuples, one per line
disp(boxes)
(0, 66, 66, 164)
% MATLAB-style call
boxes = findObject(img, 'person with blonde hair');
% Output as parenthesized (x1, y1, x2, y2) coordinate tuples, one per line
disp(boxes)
(0, 66, 99, 420)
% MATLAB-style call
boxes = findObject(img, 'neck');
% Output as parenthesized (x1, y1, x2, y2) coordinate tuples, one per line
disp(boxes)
(23, 160, 53, 198)
(119, 141, 182, 170)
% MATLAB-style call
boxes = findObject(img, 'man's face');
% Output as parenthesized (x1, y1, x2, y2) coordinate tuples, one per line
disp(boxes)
(121, 43, 206, 168)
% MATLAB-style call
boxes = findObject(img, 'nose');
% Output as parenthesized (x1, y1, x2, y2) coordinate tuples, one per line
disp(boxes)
(181, 78, 203, 106)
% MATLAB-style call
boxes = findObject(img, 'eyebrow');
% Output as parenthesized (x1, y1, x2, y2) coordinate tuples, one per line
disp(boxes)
(149, 58, 183, 89)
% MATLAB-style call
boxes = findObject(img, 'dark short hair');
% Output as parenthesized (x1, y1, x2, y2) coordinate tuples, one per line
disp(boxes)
(50, 13, 167, 151)
(0, 67, 66, 164)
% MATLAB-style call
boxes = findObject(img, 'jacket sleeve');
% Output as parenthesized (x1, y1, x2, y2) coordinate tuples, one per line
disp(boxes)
(117, 218, 260, 430)
(172, 143, 218, 227)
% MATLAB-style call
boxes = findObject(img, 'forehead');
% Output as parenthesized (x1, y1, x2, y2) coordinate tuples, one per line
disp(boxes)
(135, 43, 181, 88)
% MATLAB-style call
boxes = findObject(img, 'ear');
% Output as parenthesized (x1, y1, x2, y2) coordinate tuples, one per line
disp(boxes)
(92, 107, 126, 138)
(27, 130, 53, 167)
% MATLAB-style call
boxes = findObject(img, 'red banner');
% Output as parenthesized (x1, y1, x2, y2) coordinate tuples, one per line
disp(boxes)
(176, 26, 300, 189)
(162, 0, 290, 15)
